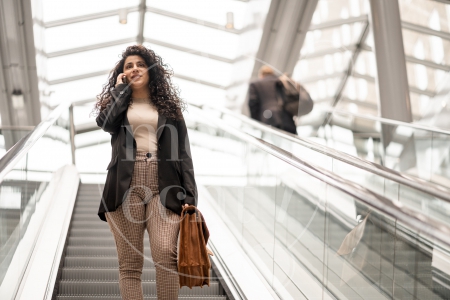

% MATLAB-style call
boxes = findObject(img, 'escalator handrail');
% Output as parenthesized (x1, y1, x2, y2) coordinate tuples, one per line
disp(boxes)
(191, 106, 450, 248)
(0, 101, 71, 184)
(321, 106, 450, 135)
(196, 104, 450, 204)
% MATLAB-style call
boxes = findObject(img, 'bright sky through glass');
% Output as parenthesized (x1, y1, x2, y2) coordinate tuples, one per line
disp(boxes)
(40, 0, 255, 110)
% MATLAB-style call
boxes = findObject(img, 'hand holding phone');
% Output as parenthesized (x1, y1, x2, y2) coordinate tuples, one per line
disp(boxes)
(115, 73, 127, 86)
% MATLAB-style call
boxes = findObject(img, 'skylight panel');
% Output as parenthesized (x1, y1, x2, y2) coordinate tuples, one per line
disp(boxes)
(144, 12, 239, 60)
(145, 43, 232, 87)
(47, 43, 134, 81)
(42, 0, 140, 22)
(149, 0, 249, 29)
(45, 12, 139, 53)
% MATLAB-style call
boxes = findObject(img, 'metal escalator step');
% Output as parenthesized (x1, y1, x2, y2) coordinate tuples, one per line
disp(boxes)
(64, 257, 155, 268)
(68, 237, 149, 247)
(74, 202, 99, 207)
(75, 195, 101, 200)
(69, 237, 115, 247)
(71, 221, 110, 229)
(69, 229, 112, 238)
(73, 207, 99, 214)
(58, 281, 220, 296)
(61, 268, 156, 281)
(72, 214, 104, 222)
(57, 296, 226, 300)
(74, 198, 100, 202)
(66, 246, 151, 257)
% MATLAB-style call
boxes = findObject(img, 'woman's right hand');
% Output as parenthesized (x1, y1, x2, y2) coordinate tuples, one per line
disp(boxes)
(115, 73, 127, 87)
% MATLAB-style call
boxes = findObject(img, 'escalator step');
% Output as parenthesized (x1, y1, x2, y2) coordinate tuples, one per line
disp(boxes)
(74, 203, 99, 208)
(73, 207, 101, 214)
(71, 214, 104, 222)
(71, 221, 110, 229)
(64, 257, 155, 268)
(58, 281, 221, 296)
(56, 184, 226, 299)
(66, 246, 151, 257)
(69, 229, 112, 237)
(68, 237, 116, 247)
(68, 237, 149, 247)
(61, 268, 156, 281)
(57, 297, 226, 300)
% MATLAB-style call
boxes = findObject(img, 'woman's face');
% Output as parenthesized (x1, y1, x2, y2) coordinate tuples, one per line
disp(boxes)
(123, 55, 150, 90)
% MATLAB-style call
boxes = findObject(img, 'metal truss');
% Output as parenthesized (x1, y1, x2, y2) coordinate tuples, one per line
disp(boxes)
(40, 2, 253, 94)
(41, 5, 252, 34)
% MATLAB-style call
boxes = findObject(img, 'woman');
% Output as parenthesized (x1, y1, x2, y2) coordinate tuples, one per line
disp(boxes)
(94, 45, 197, 300)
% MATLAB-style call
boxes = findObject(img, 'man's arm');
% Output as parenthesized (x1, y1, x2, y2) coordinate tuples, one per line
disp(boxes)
(248, 83, 260, 120)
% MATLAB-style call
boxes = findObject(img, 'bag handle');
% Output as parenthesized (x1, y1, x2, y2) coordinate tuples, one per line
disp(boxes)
(180, 205, 199, 219)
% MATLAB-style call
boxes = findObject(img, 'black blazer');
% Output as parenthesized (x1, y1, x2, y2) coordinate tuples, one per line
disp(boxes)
(248, 75, 297, 134)
(96, 83, 198, 222)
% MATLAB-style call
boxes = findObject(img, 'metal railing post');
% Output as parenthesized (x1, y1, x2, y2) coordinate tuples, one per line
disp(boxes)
(69, 105, 76, 165)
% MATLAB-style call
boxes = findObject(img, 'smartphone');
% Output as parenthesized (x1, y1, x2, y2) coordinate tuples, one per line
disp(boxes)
(122, 75, 128, 84)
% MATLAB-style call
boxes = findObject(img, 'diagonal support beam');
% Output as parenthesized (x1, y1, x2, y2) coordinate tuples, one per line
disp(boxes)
(323, 21, 371, 124)
(252, 0, 319, 78)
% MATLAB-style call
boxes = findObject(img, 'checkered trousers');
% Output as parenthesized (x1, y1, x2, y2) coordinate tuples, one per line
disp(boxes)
(106, 152, 180, 300)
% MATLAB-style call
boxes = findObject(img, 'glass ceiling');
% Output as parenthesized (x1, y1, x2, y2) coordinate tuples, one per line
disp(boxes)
(292, 0, 450, 123)
(32, 0, 450, 164)
(34, 0, 450, 122)
(34, 0, 268, 116)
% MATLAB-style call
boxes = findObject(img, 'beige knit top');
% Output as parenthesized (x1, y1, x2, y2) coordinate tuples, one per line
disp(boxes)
(127, 98, 159, 154)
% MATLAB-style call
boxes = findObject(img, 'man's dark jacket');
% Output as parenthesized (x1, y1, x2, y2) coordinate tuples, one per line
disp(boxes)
(248, 74, 297, 134)
(95, 83, 197, 221)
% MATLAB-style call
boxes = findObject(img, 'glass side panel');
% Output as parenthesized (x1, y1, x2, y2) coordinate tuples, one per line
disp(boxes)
(0, 111, 71, 298)
(214, 107, 450, 224)
(186, 107, 450, 299)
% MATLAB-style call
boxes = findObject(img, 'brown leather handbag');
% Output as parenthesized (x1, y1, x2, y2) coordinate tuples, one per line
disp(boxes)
(178, 206, 211, 288)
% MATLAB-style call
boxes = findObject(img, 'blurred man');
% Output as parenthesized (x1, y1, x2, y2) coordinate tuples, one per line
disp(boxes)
(248, 65, 297, 134)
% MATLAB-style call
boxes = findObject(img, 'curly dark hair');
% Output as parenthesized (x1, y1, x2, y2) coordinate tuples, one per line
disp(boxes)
(93, 45, 185, 120)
